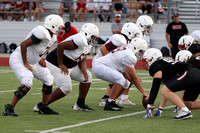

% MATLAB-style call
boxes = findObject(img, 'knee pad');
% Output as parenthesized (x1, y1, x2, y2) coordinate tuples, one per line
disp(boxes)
(42, 84, 52, 95)
(14, 85, 30, 99)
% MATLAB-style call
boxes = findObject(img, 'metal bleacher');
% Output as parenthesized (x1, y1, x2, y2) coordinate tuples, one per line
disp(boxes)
(1, 0, 200, 55)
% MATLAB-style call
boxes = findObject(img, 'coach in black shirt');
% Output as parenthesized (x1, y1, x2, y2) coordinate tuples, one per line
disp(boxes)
(166, 13, 189, 59)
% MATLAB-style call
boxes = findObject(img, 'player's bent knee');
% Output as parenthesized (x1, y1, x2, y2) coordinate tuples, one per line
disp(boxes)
(22, 78, 33, 89)
(83, 71, 92, 83)
(60, 86, 72, 95)
(42, 84, 52, 95)
(43, 75, 54, 86)
(14, 85, 30, 99)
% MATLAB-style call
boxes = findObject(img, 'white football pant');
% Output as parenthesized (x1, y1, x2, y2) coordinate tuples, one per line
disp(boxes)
(9, 51, 54, 89)
(92, 63, 130, 89)
(46, 61, 92, 95)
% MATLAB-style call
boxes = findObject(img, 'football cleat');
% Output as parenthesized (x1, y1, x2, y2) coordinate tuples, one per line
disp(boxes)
(72, 103, 94, 111)
(104, 101, 123, 111)
(2, 104, 18, 117)
(116, 98, 136, 105)
(173, 110, 192, 120)
(38, 103, 59, 115)
(99, 98, 108, 107)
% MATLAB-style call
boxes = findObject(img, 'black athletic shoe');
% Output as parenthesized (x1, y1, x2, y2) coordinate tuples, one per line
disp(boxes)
(38, 103, 59, 115)
(104, 101, 123, 111)
(2, 104, 18, 116)
(72, 103, 94, 111)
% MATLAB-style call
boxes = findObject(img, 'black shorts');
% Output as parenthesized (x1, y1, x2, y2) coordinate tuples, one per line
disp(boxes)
(165, 68, 200, 101)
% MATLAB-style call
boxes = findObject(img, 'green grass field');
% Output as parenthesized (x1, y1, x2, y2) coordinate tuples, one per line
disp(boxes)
(0, 66, 200, 133)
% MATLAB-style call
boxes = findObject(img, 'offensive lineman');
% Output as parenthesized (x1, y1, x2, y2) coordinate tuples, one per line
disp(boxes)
(33, 23, 99, 111)
(92, 37, 149, 111)
(2, 14, 64, 116)
(94, 23, 142, 107)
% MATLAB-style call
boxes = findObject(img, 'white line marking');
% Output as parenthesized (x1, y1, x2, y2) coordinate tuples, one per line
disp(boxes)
(25, 105, 175, 133)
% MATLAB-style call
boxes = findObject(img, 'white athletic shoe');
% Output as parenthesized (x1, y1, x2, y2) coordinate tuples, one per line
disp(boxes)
(173, 110, 192, 120)
(116, 98, 136, 105)
(33, 103, 39, 112)
(99, 98, 108, 107)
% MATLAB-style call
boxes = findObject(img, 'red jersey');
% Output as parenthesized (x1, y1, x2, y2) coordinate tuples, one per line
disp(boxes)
(57, 26, 78, 43)
(14, 2, 25, 8)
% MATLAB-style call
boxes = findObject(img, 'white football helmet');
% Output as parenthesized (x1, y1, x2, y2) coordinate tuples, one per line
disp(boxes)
(142, 48, 163, 70)
(121, 23, 141, 40)
(136, 15, 154, 35)
(44, 14, 64, 35)
(175, 50, 192, 62)
(128, 38, 148, 60)
(178, 35, 194, 50)
(80, 23, 99, 45)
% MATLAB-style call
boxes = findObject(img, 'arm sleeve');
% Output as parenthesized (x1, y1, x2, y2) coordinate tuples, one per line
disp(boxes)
(148, 78, 162, 104)
(105, 41, 117, 52)
(30, 34, 42, 44)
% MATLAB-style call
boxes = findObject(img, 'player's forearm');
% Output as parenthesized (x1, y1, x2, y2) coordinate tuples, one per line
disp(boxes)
(57, 44, 64, 66)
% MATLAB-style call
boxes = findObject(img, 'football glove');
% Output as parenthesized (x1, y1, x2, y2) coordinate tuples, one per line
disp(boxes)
(143, 104, 154, 118)
(153, 108, 163, 117)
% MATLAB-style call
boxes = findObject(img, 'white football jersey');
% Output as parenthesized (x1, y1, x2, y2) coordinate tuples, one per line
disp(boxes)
(95, 46, 137, 72)
(63, 33, 92, 62)
(15, 26, 57, 65)
(94, 34, 127, 60)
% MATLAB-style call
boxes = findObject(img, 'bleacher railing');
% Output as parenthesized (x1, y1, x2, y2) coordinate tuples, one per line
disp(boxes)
(0, 0, 184, 23)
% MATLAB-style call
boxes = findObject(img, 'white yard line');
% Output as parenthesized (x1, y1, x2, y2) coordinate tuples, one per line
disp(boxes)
(25, 105, 175, 133)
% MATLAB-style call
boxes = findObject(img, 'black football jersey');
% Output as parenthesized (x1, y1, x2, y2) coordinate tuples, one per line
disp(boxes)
(188, 56, 200, 70)
(188, 44, 200, 54)
(149, 59, 190, 83)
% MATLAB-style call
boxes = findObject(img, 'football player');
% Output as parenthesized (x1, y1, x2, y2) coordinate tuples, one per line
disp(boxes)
(142, 48, 200, 120)
(98, 16, 154, 106)
(175, 50, 192, 63)
(2, 14, 64, 116)
(178, 35, 194, 50)
(33, 23, 99, 112)
(94, 23, 142, 107)
(136, 15, 154, 36)
(92, 37, 149, 111)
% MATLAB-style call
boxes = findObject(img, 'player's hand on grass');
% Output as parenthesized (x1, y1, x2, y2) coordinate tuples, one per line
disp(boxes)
(143, 104, 153, 118)
(153, 108, 163, 117)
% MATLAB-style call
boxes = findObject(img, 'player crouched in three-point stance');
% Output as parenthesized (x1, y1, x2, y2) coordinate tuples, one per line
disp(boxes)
(141, 48, 200, 120)
(2, 14, 64, 116)
(97, 23, 141, 107)
(92, 38, 149, 111)
(33, 23, 99, 111)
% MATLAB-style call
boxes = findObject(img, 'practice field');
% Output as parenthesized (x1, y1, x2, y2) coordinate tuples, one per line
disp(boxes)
(0, 66, 200, 133)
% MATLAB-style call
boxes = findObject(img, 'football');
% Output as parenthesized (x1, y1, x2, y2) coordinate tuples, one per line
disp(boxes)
(142, 96, 149, 109)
